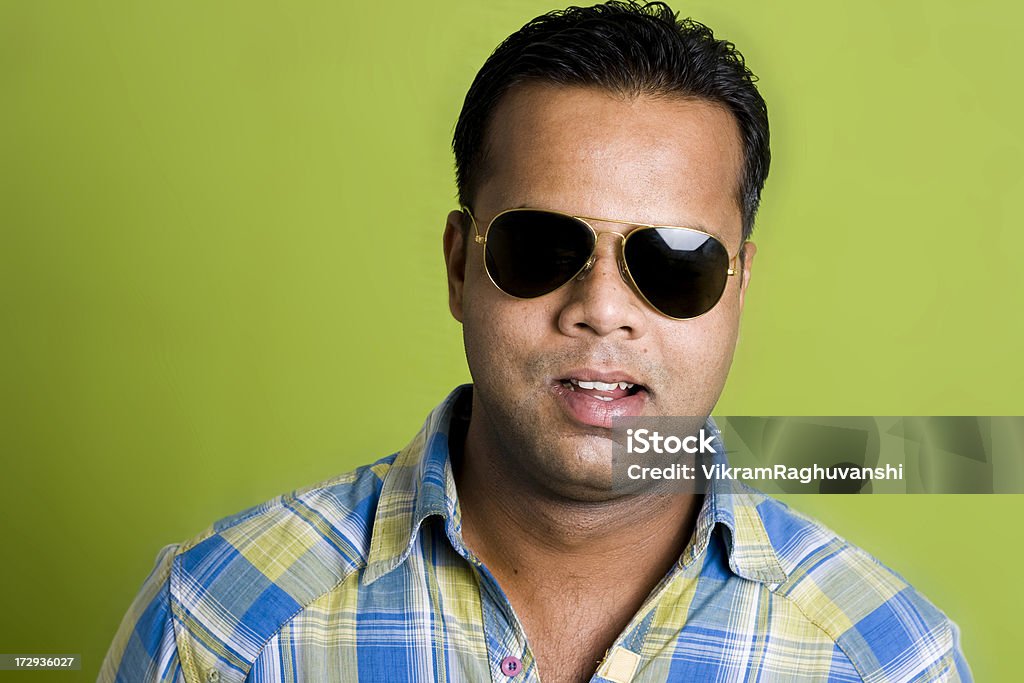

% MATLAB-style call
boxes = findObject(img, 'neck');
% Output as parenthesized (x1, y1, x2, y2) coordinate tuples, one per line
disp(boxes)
(454, 411, 702, 596)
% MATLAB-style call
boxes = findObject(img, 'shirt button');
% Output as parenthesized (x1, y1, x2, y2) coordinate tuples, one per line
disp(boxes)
(500, 655, 523, 676)
(205, 670, 220, 683)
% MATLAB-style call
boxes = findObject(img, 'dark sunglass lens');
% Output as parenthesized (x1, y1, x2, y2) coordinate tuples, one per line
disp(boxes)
(485, 211, 594, 298)
(624, 228, 730, 318)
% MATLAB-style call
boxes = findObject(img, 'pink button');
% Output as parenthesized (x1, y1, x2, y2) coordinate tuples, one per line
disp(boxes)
(500, 655, 523, 676)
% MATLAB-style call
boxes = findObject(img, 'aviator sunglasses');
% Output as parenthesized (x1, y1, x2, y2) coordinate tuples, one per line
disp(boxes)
(463, 207, 744, 320)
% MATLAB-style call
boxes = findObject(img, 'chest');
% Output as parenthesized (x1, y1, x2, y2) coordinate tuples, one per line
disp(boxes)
(526, 637, 612, 683)
(243, 602, 849, 683)
(512, 591, 633, 683)
(241, 562, 849, 683)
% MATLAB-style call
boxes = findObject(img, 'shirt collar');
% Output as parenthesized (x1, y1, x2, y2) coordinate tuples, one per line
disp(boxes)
(363, 385, 787, 586)
(363, 386, 467, 585)
(682, 419, 788, 583)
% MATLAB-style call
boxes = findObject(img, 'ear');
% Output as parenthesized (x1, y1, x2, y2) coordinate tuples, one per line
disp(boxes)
(737, 242, 756, 311)
(443, 210, 469, 322)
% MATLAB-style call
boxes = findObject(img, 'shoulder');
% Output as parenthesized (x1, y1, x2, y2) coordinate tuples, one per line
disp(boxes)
(167, 454, 396, 681)
(102, 455, 398, 683)
(180, 452, 395, 561)
(747, 488, 967, 681)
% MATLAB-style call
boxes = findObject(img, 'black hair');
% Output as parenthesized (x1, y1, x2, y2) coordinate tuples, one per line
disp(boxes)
(452, 1, 770, 239)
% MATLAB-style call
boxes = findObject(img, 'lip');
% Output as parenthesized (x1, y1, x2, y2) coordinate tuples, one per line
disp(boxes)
(551, 367, 650, 429)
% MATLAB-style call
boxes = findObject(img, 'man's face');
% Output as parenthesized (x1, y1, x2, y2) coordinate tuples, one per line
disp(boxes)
(443, 84, 756, 500)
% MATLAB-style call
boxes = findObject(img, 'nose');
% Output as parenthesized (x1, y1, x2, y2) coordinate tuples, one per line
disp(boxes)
(556, 231, 648, 339)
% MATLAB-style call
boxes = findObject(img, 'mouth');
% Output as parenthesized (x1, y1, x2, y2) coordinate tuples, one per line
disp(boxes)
(551, 371, 650, 428)
(558, 377, 646, 401)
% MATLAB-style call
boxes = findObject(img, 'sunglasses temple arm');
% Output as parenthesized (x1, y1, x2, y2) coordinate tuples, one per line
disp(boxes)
(727, 243, 749, 276)
(461, 207, 487, 245)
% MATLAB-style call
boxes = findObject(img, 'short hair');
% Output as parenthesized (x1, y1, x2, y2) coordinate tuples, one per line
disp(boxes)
(452, 1, 770, 239)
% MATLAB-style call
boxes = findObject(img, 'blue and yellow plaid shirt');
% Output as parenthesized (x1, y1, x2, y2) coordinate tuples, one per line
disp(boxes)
(101, 386, 971, 682)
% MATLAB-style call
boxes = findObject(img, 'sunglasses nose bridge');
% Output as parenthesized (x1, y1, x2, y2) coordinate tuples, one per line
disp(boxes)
(575, 230, 628, 282)
(596, 230, 627, 243)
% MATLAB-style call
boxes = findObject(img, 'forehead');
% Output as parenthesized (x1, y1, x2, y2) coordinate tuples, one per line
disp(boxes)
(476, 84, 744, 244)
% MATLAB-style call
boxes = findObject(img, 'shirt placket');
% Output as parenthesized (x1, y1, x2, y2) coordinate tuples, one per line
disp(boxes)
(473, 561, 538, 683)
(441, 503, 538, 683)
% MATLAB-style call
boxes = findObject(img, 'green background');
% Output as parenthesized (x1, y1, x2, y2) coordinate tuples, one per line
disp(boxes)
(2, 1, 1020, 680)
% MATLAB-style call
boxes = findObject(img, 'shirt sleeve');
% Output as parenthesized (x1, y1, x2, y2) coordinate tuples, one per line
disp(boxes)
(947, 621, 973, 682)
(98, 544, 187, 683)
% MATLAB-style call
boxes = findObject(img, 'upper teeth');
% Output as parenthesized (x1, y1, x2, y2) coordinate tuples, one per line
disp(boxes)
(570, 379, 634, 391)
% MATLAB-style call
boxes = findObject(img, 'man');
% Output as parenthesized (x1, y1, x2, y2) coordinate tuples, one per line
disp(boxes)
(101, 2, 970, 681)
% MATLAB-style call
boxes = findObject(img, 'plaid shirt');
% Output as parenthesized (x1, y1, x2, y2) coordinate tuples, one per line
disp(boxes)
(101, 386, 971, 682)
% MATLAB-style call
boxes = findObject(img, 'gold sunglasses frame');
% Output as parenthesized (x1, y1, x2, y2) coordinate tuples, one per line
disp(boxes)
(462, 206, 744, 321)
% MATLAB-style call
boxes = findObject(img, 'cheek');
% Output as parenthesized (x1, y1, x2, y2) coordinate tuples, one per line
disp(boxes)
(700, 311, 741, 382)
(462, 252, 562, 340)
(462, 286, 545, 380)
(652, 306, 741, 399)
(659, 323, 731, 370)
